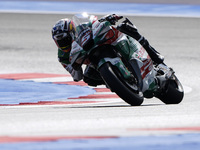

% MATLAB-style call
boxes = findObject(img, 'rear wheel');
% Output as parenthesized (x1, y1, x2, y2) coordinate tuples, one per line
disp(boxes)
(157, 75, 184, 104)
(99, 62, 144, 106)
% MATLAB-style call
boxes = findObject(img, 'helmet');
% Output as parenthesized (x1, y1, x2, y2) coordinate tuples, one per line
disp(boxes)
(52, 18, 76, 52)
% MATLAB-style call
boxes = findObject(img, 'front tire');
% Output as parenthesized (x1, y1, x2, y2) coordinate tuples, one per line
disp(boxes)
(99, 62, 144, 106)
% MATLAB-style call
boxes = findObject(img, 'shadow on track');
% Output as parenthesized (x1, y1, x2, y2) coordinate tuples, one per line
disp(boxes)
(55, 103, 164, 109)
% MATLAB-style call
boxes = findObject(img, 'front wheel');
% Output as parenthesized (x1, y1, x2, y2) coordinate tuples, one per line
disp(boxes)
(99, 62, 144, 106)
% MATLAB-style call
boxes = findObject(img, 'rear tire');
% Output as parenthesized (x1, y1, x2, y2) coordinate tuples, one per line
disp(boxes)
(157, 75, 184, 104)
(99, 62, 144, 106)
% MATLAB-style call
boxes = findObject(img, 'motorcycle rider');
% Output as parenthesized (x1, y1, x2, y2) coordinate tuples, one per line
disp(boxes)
(52, 18, 103, 85)
(52, 14, 164, 86)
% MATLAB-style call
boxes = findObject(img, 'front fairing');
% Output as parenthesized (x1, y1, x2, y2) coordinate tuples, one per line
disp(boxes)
(73, 13, 119, 46)
(92, 21, 114, 44)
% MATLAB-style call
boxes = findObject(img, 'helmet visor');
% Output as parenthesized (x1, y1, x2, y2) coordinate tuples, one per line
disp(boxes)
(54, 33, 72, 49)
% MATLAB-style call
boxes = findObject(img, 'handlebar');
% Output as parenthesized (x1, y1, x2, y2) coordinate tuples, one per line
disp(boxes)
(115, 15, 123, 21)
(99, 14, 123, 25)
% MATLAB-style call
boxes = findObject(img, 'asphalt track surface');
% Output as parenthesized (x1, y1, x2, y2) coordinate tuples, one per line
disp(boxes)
(0, 6, 200, 150)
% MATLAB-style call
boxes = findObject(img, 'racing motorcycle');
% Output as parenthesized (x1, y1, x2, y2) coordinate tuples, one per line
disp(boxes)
(70, 13, 184, 106)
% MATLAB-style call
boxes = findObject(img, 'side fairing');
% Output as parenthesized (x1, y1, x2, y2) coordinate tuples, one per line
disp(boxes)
(128, 37, 157, 93)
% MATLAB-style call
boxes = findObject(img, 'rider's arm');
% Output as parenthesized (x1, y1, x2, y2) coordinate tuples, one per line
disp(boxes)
(58, 48, 83, 81)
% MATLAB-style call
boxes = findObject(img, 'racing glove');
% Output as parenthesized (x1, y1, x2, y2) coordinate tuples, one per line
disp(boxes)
(65, 64, 83, 82)
(99, 14, 123, 25)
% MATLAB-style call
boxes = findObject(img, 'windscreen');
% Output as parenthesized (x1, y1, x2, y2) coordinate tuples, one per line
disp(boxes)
(72, 13, 91, 35)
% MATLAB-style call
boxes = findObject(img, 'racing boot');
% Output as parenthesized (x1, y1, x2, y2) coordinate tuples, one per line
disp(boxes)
(83, 65, 105, 87)
(117, 21, 164, 64)
(139, 37, 164, 64)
